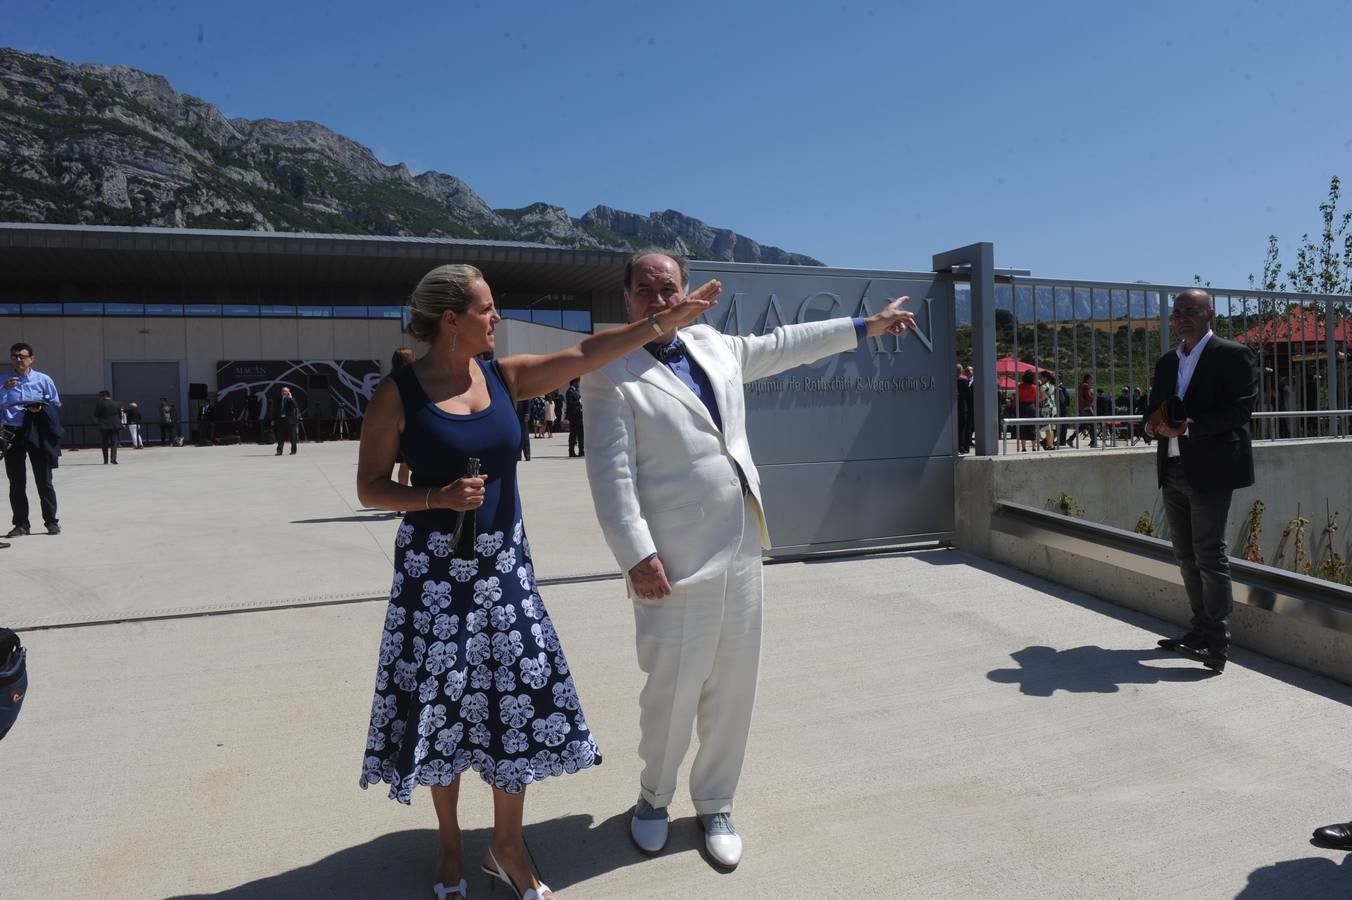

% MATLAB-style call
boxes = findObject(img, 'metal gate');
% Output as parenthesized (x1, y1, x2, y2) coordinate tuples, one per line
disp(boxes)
(111, 361, 181, 441)
(687, 261, 956, 555)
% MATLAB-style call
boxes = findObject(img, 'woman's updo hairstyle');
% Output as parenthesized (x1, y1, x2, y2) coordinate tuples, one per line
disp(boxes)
(407, 264, 484, 343)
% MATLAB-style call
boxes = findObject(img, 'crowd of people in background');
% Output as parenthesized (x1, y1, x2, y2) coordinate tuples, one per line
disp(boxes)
(955, 363, 1156, 452)
(515, 382, 584, 460)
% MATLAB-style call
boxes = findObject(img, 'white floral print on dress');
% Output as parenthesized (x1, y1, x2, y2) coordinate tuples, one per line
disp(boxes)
(474, 531, 504, 557)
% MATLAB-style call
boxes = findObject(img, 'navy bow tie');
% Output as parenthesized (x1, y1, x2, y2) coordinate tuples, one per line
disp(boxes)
(650, 339, 687, 363)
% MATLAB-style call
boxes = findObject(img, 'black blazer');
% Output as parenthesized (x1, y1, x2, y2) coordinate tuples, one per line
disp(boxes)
(274, 397, 299, 425)
(1145, 334, 1258, 492)
(16, 402, 63, 468)
(93, 398, 121, 431)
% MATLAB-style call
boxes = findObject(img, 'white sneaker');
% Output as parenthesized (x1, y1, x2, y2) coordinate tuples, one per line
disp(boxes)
(630, 797, 669, 855)
(700, 812, 742, 869)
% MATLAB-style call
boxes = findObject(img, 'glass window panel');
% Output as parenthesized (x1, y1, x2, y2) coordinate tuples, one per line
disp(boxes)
(0, 303, 23, 316)
(104, 302, 144, 316)
(261, 305, 298, 317)
(368, 306, 402, 319)
(184, 304, 221, 316)
(297, 306, 332, 318)
(561, 310, 592, 333)
(145, 303, 183, 316)
(532, 309, 563, 329)
(500, 309, 531, 322)
(333, 305, 368, 319)
(223, 304, 259, 317)
(21, 303, 61, 315)
(63, 302, 104, 315)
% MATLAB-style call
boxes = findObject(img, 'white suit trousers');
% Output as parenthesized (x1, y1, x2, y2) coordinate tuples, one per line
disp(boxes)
(633, 495, 763, 816)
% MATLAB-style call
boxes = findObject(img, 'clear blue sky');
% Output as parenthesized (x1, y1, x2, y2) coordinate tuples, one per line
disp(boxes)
(4, 0, 1351, 288)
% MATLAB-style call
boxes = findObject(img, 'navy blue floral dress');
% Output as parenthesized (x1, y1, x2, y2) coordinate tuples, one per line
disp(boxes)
(360, 360, 600, 804)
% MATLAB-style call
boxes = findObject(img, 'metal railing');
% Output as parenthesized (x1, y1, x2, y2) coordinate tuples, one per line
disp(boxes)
(989, 410, 1352, 454)
(992, 500, 1352, 633)
(961, 274, 1351, 448)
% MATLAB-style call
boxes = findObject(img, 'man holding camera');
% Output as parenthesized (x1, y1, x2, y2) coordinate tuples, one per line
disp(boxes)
(1144, 289, 1258, 673)
(2, 342, 62, 537)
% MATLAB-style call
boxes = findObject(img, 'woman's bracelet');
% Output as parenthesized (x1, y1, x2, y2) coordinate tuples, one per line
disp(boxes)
(424, 487, 433, 510)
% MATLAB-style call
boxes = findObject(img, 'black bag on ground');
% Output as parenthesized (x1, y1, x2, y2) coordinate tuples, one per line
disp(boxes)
(0, 628, 27, 741)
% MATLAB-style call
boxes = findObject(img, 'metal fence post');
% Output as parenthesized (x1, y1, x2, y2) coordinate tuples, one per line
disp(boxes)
(934, 243, 997, 456)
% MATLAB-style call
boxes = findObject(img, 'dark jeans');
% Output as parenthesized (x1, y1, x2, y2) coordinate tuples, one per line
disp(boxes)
(160, 421, 174, 445)
(519, 419, 531, 461)
(5, 439, 57, 530)
(200, 421, 215, 445)
(1161, 460, 1234, 651)
(1076, 406, 1099, 446)
(568, 417, 585, 455)
(100, 428, 119, 463)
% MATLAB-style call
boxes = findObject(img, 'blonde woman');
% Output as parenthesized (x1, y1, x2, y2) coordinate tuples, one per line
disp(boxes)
(356, 263, 717, 899)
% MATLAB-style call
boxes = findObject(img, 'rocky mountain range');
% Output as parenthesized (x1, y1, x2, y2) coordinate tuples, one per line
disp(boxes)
(0, 47, 821, 266)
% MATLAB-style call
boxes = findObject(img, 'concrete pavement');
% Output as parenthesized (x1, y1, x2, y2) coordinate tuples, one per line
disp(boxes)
(4, 438, 1352, 898)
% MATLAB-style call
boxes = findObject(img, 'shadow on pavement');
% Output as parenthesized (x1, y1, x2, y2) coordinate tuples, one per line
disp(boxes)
(165, 809, 706, 898)
(931, 550, 1352, 709)
(291, 512, 401, 524)
(988, 646, 1217, 696)
(1235, 852, 1352, 898)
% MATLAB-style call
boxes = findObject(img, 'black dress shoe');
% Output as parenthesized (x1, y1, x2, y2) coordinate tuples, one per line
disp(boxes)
(1158, 631, 1206, 651)
(4, 526, 29, 538)
(1177, 645, 1227, 672)
(46, 523, 61, 536)
(1312, 822, 1352, 851)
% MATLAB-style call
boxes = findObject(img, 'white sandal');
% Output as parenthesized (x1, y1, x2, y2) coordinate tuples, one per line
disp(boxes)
(481, 847, 551, 899)
(433, 878, 468, 899)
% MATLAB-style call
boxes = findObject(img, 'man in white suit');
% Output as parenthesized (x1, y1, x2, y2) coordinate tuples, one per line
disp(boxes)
(583, 250, 913, 869)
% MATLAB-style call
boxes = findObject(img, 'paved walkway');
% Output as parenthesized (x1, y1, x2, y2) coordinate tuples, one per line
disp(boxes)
(5, 438, 1352, 898)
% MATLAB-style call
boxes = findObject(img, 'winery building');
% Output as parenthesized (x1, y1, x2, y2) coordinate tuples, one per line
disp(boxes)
(0, 223, 630, 443)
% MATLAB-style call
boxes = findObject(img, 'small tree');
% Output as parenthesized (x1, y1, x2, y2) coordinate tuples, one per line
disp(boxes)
(1252, 176, 1352, 296)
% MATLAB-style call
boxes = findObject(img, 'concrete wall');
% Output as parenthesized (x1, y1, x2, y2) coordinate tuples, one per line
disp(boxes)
(955, 442, 1352, 684)
(955, 441, 1352, 566)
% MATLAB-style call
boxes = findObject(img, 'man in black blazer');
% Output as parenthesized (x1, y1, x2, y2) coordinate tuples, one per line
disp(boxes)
(93, 390, 121, 464)
(1144, 289, 1258, 673)
(274, 387, 300, 456)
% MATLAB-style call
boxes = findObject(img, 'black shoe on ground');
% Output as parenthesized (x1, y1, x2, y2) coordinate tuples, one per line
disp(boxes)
(4, 526, 29, 538)
(1177, 645, 1227, 673)
(1312, 822, 1352, 851)
(0, 540, 9, 549)
(276, 449, 283, 456)
(1157, 631, 1206, 652)
(46, 523, 61, 536)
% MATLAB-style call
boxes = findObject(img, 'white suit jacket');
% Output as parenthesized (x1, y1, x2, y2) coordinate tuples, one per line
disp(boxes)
(582, 318, 858, 592)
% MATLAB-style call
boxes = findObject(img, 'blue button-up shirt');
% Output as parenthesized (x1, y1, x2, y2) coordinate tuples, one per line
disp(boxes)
(2, 368, 61, 427)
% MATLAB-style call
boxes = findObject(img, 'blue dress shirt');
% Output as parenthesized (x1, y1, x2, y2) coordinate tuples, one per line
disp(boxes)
(2, 369, 60, 427)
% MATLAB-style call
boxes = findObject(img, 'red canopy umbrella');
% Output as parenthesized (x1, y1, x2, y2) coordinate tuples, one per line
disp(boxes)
(994, 358, 1053, 389)
(995, 357, 1053, 376)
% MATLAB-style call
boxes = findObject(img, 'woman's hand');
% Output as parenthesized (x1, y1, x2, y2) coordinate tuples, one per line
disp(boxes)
(657, 279, 721, 333)
(436, 476, 485, 511)
(865, 296, 917, 337)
